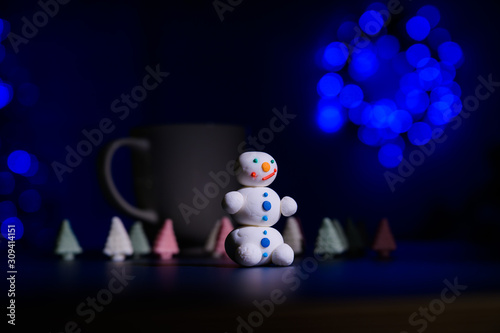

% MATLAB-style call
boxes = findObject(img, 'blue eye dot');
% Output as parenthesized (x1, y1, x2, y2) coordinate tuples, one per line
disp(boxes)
(271, 160, 275, 164)
(253, 158, 258, 163)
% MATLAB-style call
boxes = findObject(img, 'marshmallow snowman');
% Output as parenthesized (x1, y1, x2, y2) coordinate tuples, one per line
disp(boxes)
(222, 152, 297, 266)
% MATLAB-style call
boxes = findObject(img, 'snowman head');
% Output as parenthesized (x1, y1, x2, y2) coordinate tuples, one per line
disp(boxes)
(236, 151, 278, 187)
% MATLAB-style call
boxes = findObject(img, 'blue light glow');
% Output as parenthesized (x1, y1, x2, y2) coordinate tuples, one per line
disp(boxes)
(376, 35, 400, 60)
(445, 81, 462, 97)
(401, 89, 429, 115)
(408, 122, 432, 145)
(317, 73, 344, 97)
(363, 99, 395, 128)
(0, 19, 10, 41)
(378, 144, 403, 168)
(406, 44, 430, 68)
(337, 21, 357, 42)
(417, 5, 440, 29)
(406, 16, 431, 41)
(388, 110, 413, 133)
(0, 172, 15, 195)
(323, 42, 349, 71)
(0, 82, 13, 109)
(17, 83, 40, 106)
(358, 126, 382, 146)
(339, 84, 364, 108)
(438, 42, 463, 66)
(428, 28, 451, 51)
(317, 98, 345, 133)
(359, 10, 384, 36)
(19, 189, 41, 213)
(1, 217, 24, 240)
(417, 58, 442, 91)
(427, 101, 454, 125)
(348, 47, 379, 81)
(8, 150, 31, 174)
(21, 154, 39, 177)
(0, 200, 16, 223)
(439, 61, 456, 84)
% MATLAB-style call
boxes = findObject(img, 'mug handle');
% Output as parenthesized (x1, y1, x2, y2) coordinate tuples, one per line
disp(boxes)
(100, 138, 158, 223)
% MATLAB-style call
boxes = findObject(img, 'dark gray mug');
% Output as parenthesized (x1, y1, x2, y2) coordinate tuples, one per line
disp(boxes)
(99, 124, 245, 248)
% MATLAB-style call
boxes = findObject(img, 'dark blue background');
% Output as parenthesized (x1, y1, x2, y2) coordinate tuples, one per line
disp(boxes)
(1, 0, 500, 254)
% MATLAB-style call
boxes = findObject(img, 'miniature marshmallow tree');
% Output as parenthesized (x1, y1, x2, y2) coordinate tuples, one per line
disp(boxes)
(372, 218, 397, 258)
(314, 218, 346, 258)
(205, 219, 222, 254)
(55, 219, 82, 261)
(213, 216, 233, 258)
(103, 216, 133, 261)
(154, 219, 179, 260)
(283, 216, 304, 255)
(129, 221, 151, 259)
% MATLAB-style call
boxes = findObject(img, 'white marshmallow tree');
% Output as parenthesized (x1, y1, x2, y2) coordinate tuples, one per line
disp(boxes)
(283, 217, 304, 255)
(55, 219, 82, 261)
(103, 216, 133, 261)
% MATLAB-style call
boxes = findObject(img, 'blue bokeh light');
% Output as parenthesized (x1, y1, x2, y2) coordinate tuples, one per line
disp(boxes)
(417, 5, 440, 29)
(323, 42, 349, 71)
(0, 19, 10, 41)
(408, 122, 432, 145)
(19, 189, 42, 213)
(376, 35, 400, 60)
(439, 61, 456, 84)
(339, 84, 364, 108)
(388, 110, 413, 133)
(358, 126, 382, 146)
(21, 154, 39, 177)
(428, 28, 451, 51)
(317, 98, 345, 133)
(406, 16, 431, 41)
(427, 101, 454, 125)
(0, 82, 13, 109)
(349, 47, 379, 81)
(7, 150, 31, 174)
(359, 10, 384, 36)
(1, 217, 24, 241)
(406, 44, 431, 68)
(0, 201, 17, 223)
(0, 172, 15, 195)
(317, 73, 344, 97)
(378, 144, 403, 167)
(438, 42, 463, 66)
(337, 21, 358, 42)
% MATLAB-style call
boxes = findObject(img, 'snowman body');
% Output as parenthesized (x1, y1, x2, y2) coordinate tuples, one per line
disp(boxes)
(222, 152, 297, 267)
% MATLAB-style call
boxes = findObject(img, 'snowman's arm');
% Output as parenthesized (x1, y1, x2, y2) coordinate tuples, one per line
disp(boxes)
(222, 191, 245, 214)
(280, 196, 297, 217)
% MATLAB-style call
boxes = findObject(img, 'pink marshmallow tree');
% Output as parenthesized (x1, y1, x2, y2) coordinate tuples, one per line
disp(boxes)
(154, 219, 179, 260)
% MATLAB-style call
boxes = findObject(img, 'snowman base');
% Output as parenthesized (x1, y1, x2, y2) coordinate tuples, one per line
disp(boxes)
(225, 226, 294, 267)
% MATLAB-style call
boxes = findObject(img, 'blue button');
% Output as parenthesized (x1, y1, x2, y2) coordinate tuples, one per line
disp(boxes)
(262, 252, 268, 257)
(262, 215, 268, 221)
(261, 238, 270, 248)
(263, 192, 268, 197)
(262, 201, 271, 211)
(263, 230, 267, 235)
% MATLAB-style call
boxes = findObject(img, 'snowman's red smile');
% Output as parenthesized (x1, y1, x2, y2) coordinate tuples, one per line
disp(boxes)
(262, 168, 277, 181)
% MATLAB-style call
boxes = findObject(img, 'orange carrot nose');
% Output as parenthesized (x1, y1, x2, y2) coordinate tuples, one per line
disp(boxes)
(262, 162, 270, 172)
